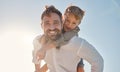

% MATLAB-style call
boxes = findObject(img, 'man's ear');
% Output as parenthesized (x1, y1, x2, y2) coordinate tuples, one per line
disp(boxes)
(41, 22, 43, 29)
(61, 16, 64, 29)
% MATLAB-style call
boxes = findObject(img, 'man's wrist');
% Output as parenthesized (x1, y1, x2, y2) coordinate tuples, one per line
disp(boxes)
(35, 68, 41, 72)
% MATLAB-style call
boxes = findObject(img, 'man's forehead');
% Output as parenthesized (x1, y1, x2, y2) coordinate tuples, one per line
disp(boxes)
(43, 19, 59, 23)
(43, 15, 61, 22)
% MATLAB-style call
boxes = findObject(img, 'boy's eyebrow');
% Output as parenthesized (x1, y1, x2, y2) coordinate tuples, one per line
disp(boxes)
(72, 22, 76, 24)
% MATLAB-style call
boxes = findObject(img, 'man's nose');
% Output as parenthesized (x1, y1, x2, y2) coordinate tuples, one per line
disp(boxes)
(49, 25, 55, 30)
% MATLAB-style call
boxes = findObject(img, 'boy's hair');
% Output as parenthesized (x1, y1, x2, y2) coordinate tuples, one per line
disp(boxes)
(41, 5, 62, 22)
(64, 5, 85, 23)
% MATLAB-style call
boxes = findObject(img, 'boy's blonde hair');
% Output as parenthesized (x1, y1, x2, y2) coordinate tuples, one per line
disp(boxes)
(64, 5, 85, 24)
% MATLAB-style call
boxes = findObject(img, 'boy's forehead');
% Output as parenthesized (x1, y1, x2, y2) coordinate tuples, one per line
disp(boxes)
(66, 13, 75, 19)
(65, 13, 80, 21)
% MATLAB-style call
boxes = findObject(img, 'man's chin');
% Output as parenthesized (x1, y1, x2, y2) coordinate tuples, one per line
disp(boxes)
(49, 35, 61, 41)
(47, 36, 57, 41)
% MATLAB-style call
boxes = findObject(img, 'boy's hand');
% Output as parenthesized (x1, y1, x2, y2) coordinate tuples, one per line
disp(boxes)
(36, 48, 46, 61)
(36, 41, 56, 60)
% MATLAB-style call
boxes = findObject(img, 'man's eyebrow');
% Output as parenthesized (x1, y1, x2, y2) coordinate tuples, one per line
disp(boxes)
(44, 20, 49, 23)
(54, 20, 59, 22)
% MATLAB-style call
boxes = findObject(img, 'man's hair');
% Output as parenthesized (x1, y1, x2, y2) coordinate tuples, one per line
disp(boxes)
(64, 5, 85, 22)
(41, 5, 62, 22)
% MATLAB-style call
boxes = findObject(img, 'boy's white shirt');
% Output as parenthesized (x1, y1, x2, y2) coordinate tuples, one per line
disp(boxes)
(32, 35, 104, 72)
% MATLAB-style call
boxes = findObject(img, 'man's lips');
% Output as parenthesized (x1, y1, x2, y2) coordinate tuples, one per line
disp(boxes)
(48, 30, 57, 35)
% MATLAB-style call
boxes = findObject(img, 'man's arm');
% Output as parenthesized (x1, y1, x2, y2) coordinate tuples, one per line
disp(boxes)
(34, 64, 41, 72)
(40, 64, 48, 72)
(77, 58, 84, 72)
(77, 67, 84, 72)
(77, 39, 104, 72)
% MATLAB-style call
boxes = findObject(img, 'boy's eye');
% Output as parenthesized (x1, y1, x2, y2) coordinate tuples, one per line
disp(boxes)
(66, 19, 69, 22)
(72, 23, 76, 25)
(65, 19, 69, 24)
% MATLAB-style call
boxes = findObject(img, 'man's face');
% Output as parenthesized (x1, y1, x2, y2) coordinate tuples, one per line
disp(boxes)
(42, 13, 62, 40)
(63, 14, 80, 32)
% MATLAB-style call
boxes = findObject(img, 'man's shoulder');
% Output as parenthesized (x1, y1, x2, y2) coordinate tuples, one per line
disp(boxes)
(34, 35, 42, 40)
(72, 36, 86, 41)
(33, 35, 42, 45)
(75, 36, 93, 48)
(71, 36, 90, 45)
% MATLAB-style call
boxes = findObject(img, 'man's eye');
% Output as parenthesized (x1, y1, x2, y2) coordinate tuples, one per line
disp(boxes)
(54, 22, 59, 25)
(54, 21, 59, 25)
(45, 22, 50, 25)
(44, 23, 50, 27)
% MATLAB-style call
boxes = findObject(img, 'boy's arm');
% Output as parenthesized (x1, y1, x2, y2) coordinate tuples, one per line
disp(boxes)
(34, 64, 41, 72)
(32, 36, 42, 72)
(63, 26, 80, 41)
(55, 27, 80, 48)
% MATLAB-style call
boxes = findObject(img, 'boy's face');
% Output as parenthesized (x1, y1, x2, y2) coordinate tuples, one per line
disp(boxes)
(63, 14, 80, 32)
(41, 13, 62, 40)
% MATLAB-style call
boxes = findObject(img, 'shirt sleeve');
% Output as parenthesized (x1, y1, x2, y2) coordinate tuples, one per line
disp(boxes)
(77, 39, 104, 72)
(32, 36, 41, 64)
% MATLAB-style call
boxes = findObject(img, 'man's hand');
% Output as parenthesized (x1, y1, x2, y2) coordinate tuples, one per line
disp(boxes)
(35, 64, 48, 72)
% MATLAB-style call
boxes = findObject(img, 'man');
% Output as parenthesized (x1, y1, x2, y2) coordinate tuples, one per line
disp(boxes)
(32, 5, 63, 72)
(32, 5, 104, 72)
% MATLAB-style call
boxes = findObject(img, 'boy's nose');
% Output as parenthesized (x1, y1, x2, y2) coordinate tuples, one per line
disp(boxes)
(67, 23, 72, 28)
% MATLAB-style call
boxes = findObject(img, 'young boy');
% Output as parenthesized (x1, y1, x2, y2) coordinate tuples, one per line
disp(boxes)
(63, 5, 85, 72)
(32, 5, 85, 72)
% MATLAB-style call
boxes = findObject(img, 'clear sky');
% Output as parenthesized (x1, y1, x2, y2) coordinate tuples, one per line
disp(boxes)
(0, 0, 120, 72)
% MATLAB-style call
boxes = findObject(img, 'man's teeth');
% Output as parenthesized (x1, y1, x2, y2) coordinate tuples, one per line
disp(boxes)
(49, 31, 56, 34)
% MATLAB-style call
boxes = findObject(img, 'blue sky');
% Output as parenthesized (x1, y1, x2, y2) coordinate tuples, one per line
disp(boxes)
(0, 0, 120, 72)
